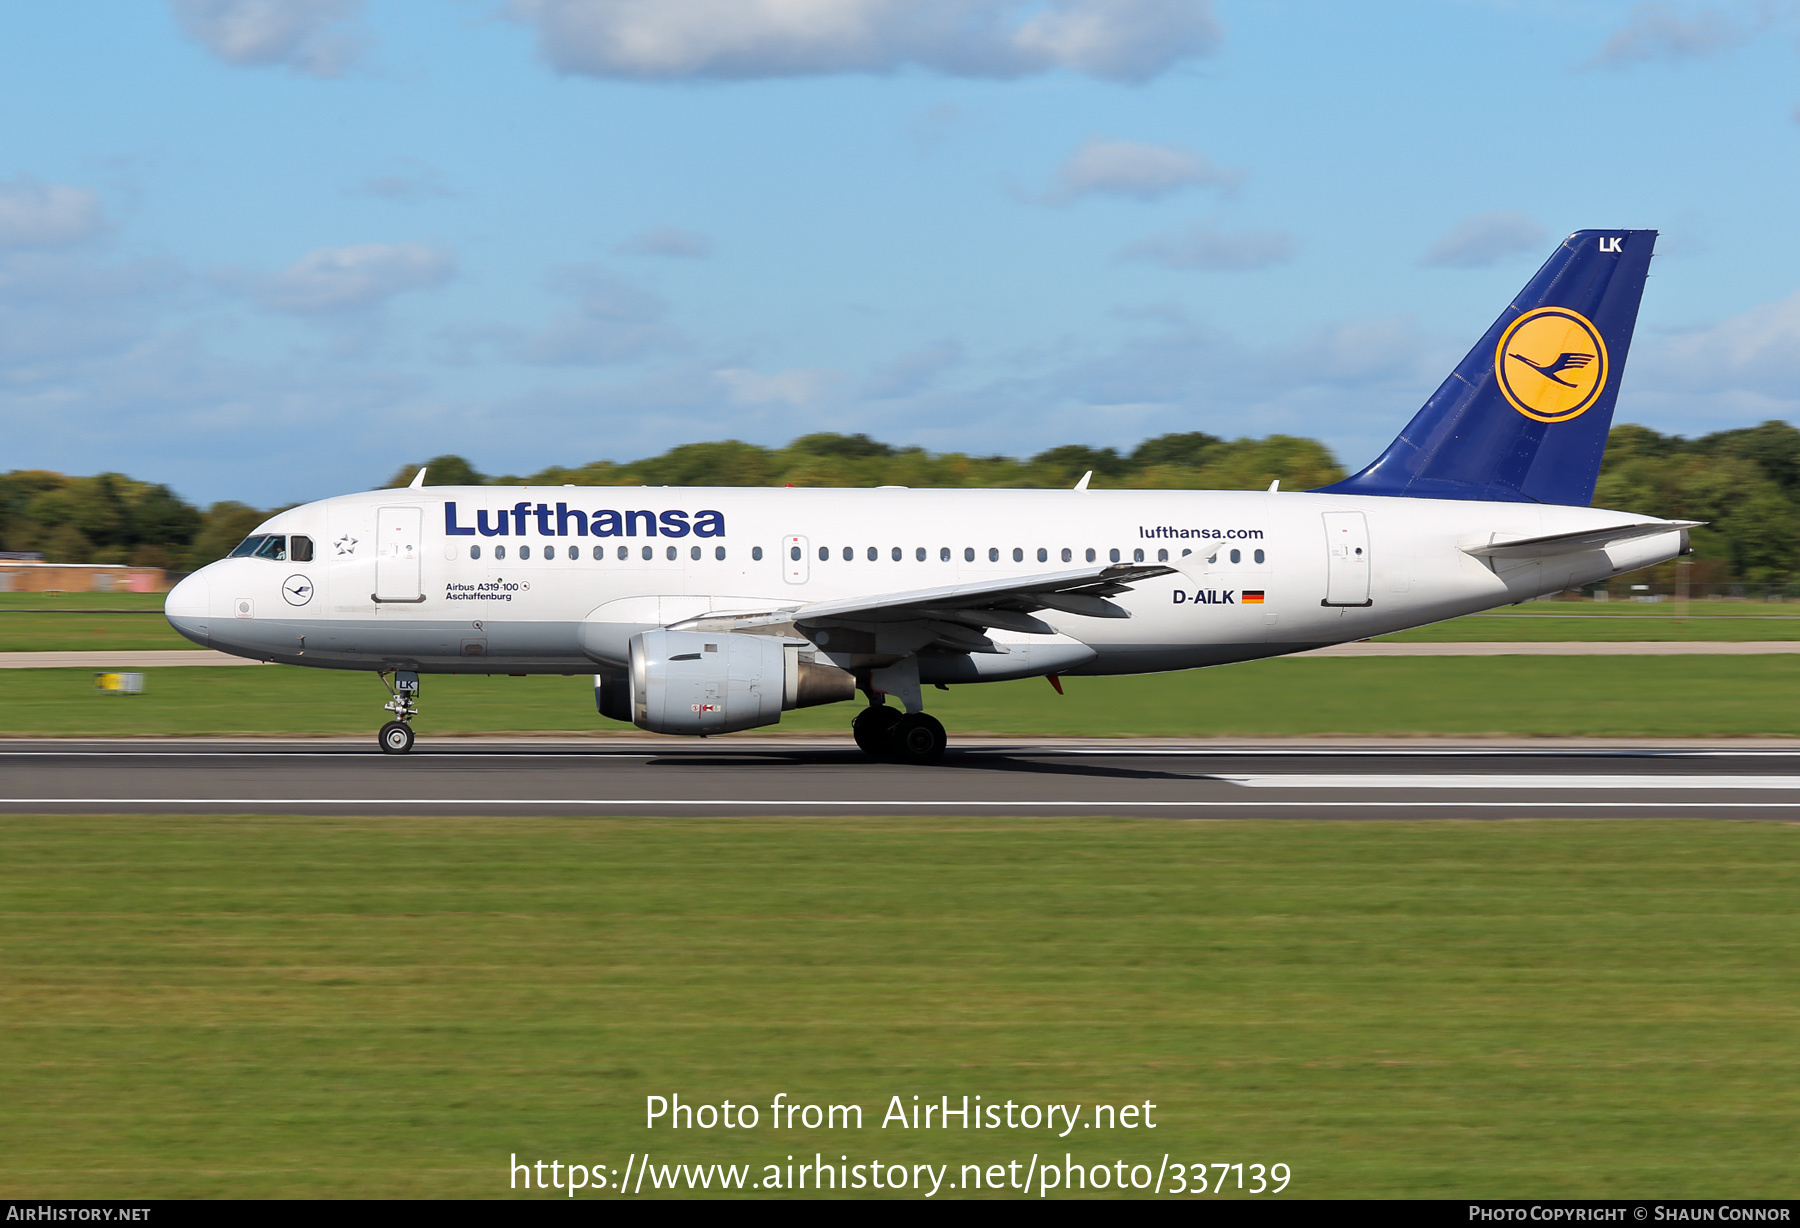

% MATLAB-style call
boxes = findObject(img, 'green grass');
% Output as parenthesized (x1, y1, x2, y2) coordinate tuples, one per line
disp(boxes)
(0, 592, 167, 611)
(2, 816, 1796, 1198)
(0, 611, 196, 652)
(7, 656, 1800, 738)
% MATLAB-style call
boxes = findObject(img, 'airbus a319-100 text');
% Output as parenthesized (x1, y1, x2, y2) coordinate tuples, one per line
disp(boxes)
(166, 231, 1690, 762)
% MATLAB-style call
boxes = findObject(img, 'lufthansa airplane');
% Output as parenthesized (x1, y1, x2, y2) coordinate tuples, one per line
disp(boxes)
(166, 230, 1689, 763)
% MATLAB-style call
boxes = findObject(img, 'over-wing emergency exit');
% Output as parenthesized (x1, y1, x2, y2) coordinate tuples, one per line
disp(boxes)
(165, 231, 1691, 763)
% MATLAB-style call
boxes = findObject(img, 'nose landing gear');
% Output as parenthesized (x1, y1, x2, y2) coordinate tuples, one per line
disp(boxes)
(378, 670, 419, 754)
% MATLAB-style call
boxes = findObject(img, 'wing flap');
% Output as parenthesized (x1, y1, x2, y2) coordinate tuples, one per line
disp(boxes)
(664, 562, 1173, 638)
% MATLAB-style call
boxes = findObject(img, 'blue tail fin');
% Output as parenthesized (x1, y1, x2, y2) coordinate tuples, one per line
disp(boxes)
(1319, 229, 1655, 505)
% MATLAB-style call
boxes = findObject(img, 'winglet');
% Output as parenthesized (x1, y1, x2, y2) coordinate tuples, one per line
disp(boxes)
(1267, 479, 1280, 492)
(1074, 471, 1092, 491)
(408, 467, 427, 489)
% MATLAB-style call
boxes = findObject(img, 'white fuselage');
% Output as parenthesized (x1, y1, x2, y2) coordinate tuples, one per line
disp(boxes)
(164, 485, 1683, 682)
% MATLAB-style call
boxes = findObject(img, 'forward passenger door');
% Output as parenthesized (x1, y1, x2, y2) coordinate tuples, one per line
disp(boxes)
(375, 506, 424, 602)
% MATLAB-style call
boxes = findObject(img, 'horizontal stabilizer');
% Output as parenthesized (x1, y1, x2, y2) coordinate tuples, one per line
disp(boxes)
(1462, 520, 1699, 560)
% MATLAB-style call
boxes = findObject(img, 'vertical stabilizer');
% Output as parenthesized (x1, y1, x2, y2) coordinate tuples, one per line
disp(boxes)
(1319, 229, 1655, 505)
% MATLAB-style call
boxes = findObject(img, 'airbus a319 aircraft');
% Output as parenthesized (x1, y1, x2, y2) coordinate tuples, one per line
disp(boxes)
(166, 230, 1690, 763)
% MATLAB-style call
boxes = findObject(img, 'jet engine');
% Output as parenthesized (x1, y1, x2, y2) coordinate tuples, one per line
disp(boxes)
(625, 629, 856, 735)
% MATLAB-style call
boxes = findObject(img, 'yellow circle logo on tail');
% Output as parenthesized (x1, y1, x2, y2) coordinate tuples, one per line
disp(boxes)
(1495, 307, 1608, 423)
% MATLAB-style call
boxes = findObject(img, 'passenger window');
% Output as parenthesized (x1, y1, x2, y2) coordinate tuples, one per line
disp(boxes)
(228, 535, 267, 559)
(940, 547, 951, 562)
(916, 547, 925, 561)
(618, 546, 629, 560)
(1157, 548, 1168, 562)
(867, 546, 878, 562)
(253, 536, 287, 562)
(496, 545, 507, 560)
(1037, 548, 1047, 563)
(1012, 548, 1023, 562)
(1254, 548, 1265, 564)
(1109, 548, 1120, 563)
(988, 548, 999, 562)
(666, 546, 677, 561)
(843, 546, 854, 562)
(1133, 548, 1144, 563)
(520, 545, 532, 560)
(592, 545, 604, 560)
(471, 545, 481, 560)
(544, 545, 556, 560)
(964, 548, 974, 562)
(716, 546, 727, 561)
(690, 545, 701, 560)
(890, 547, 901, 562)
(1086, 548, 1097, 563)
(818, 546, 829, 562)
(1230, 548, 1241, 563)
(753, 546, 764, 561)
(641, 546, 653, 561)
(290, 535, 314, 562)
(1061, 548, 1072, 563)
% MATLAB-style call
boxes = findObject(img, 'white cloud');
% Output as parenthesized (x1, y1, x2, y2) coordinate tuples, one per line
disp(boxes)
(518, 265, 679, 363)
(862, 339, 962, 398)
(1045, 138, 1239, 203)
(0, 181, 105, 248)
(1588, 3, 1748, 67)
(257, 243, 455, 313)
(615, 226, 714, 258)
(1643, 289, 1800, 395)
(715, 366, 834, 406)
(1119, 222, 1291, 271)
(508, 0, 1221, 82)
(169, 0, 364, 77)
(1420, 211, 1548, 269)
(357, 159, 453, 203)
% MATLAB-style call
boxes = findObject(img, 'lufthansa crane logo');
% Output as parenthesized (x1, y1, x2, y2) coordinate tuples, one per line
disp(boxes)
(1495, 306, 1609, 423)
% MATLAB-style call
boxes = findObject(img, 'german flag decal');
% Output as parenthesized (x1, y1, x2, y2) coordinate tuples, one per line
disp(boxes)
(1242, 590, 1265, 605)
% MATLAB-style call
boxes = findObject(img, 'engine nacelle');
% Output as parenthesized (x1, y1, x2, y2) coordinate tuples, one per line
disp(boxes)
(627, 629, 856, 735)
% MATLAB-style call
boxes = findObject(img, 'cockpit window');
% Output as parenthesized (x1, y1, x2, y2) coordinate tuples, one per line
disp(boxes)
(230, 534, 290, 561)
(290, 535, 313, 562)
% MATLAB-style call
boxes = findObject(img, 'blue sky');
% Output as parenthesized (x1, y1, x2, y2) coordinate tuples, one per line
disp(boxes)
(4, 0, 1800, 503)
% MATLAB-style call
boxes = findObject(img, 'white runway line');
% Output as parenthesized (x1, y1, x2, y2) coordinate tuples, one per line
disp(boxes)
(1220, 774, 1800, 790)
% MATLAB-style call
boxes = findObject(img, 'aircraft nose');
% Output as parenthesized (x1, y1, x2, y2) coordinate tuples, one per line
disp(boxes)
(164, 570, 212, 648)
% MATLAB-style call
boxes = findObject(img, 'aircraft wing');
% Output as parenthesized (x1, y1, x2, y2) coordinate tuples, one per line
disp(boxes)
(1462, 520, 1701, 560)
(669, 562, 1176, 644)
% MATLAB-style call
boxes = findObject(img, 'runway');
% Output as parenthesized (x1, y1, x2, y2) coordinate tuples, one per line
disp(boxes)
(5, 738, 1800, 817)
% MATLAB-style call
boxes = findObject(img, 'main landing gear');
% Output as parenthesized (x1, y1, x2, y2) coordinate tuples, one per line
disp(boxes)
(853, 699, 947, 765)
(377, 670, 419, 754)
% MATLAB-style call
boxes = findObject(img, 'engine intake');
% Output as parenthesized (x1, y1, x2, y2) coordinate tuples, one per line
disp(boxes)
(627, 629, 855, 735)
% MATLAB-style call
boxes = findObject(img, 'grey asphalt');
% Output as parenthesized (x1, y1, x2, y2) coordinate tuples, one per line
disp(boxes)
(5, 738, 1800, 817)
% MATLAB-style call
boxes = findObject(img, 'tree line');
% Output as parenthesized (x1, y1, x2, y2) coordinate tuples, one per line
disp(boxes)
(6, 422, 1800, 590)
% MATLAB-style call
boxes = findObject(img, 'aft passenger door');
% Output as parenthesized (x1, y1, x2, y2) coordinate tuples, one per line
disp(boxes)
(375, 505, 424, 602)
(1322, 511, 1371, 607)
(783, 535, 809, 585)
